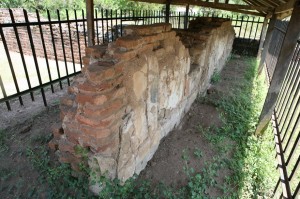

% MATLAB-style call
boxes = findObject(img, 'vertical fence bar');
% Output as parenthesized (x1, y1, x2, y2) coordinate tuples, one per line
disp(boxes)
(273, 113, 292, 198)
(95, 9, 99, 45)
(275, 38, 298, 110)
(82, 9, 87, 46)
(115, 10, 118, 37)
(101, 9, 104, 43)
(243, 16, 249, 39)
(47, 10, 62, 89)
(110, 10, 113, 41)
(66, 10, 76, 74)
(57, 10, 70, 86)
(8, 9, 34, 101)
(36, 9, 54, 93)
(23, 9, 47, 106)
(178, 12, 181, 29)
(74, 9, 83, 69)
(121, 10, 123, 37)
(249, 16, 255, 40)
(106, 10, 109, 42)
(254, 17, 260, 40)
(0, 20, 23, 106)
(238, 16, 243, 38)
(0, 75, 11, 111)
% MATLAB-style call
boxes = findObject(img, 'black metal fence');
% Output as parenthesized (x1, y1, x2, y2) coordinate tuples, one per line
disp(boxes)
(0, 8, 264, 110)
(272, 39, 300, 198)
(265, 19, 290, 82)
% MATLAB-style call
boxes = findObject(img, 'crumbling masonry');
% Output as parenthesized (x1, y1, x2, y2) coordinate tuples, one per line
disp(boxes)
(49, 18, 235, 192)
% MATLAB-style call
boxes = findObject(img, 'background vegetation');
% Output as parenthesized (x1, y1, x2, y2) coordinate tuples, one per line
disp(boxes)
(0, 0, 163, 11)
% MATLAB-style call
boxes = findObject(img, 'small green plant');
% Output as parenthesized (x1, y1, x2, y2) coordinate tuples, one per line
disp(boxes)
(193, 148, 202, 159)
(26, 145, 91, 198)
(181, 148, 190, 162)
(74, 145, 89, 160)
(210, 70, 221, 84)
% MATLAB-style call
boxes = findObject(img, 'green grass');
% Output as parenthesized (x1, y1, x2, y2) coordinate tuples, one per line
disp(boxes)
(210, 70, 221, 84)
(203, 57, 277, 198)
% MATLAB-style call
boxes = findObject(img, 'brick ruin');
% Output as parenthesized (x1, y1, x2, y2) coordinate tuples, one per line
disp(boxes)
(49, 18, 235, 192)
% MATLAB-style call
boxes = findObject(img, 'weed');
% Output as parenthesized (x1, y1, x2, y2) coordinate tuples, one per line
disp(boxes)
(26, 146, 91, 198)
(30, 133, 52, 144)
(211, 70, 221, 84)
(193, 148, 203, 158)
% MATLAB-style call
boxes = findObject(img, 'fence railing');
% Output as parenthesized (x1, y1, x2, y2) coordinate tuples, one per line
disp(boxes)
(0, 8, 264, 110)
(272, 39, 300, 198)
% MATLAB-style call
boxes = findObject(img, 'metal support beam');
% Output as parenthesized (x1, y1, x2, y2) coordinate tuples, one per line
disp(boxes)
(256, 0, 300, 134)
(257, 17, 269, 59)
(184, 4, 189, 29)
(165, 1, 170, 23)
(86, 0, 95, 46)
(258, 15, 276, 75)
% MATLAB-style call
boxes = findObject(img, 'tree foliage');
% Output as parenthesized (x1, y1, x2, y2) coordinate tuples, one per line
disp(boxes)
(0, 0, 162, 11)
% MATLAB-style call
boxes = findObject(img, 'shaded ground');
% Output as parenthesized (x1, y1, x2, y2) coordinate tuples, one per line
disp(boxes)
(138, 54, 247, 198)
(0, 55, 271, 198)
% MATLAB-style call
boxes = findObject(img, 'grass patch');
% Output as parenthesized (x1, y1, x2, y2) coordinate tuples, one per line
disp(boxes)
(210, 70, 221, 84)
(201, 57, 277, 197)
(26, 145, 92, 198)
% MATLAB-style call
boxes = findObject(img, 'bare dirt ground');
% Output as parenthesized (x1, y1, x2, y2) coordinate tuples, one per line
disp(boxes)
(0, 55, 247, 198)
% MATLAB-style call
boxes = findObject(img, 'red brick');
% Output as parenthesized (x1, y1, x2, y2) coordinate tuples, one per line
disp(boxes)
(160, 31, 176, 40)
(79, 125, 112, 139)
(104, 68, 115, 79)
(114, 62, 127, 75)
(91, 48, 106, 59)
(48, 140, 58, 151)
(60, 96, 74, 106)
(59, 151, 81, 164)
(83, 98, 124, 118)
(82, 56, 90, 66)
(114, 49, 137, 62)
(75, 93, 107, 106)
(58, 139, 76, 153)
(85, 47, 94, 56)
(138, 43, 154, 55)
(143, 34, 163, 44)
(77, 82, 102, 93)
(52, 126, 64, 139)
(75, 114, 116, 129)
(115, 36, 144, 50)
(124, 23, 172, 36)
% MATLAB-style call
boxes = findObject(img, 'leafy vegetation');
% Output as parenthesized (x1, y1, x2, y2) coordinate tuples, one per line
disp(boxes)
(0, 0, 162, 11)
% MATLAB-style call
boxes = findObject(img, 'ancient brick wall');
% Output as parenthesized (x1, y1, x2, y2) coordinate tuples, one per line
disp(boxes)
(0, 8, 86, 64)
(49, 19, 234, 193)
